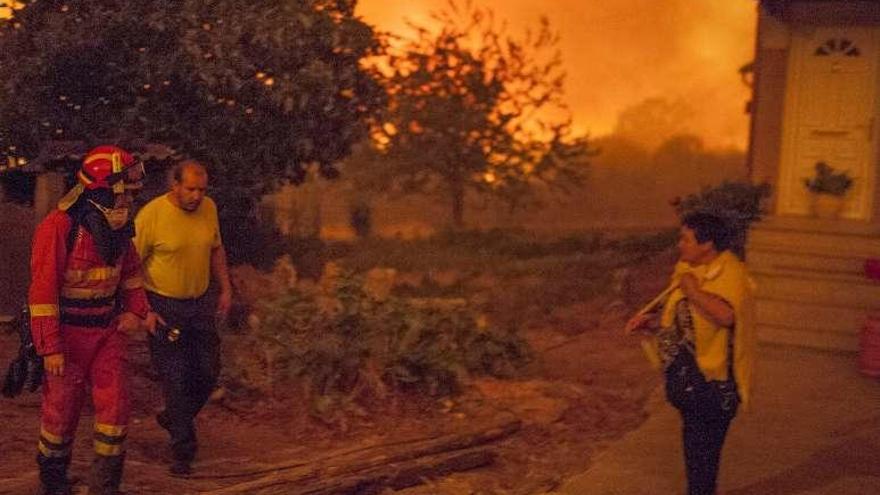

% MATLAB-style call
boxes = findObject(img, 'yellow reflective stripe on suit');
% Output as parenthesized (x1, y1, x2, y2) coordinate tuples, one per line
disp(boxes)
(64, 266, 120, 284)
(30, 304, 59, 317)
(60, 286, 118, 299)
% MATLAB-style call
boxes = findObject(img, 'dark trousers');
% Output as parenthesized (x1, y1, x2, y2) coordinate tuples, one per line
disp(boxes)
(147, 292, 220, 463)
(680, 409, 734, 495)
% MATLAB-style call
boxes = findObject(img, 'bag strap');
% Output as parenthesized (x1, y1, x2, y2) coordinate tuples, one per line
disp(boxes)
(678, 298, 736, 383)
(726, 324, 736, 384)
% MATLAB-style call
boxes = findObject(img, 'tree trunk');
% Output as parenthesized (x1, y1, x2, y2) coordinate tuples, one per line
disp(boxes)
(450, 178, 465, 230)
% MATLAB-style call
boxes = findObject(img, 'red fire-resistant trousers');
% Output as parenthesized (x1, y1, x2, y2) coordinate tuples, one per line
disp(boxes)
(39, 326, 129, 461)
(37, 325, 131, 493)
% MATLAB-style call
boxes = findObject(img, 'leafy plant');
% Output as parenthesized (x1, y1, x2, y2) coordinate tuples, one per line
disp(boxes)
(672, 180, 772, 258)
(803, 161, 853, 196)
(248, 268, 530, 421)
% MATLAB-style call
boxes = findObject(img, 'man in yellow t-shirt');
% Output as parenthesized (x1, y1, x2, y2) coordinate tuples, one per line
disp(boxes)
(134, 160, 232, 476)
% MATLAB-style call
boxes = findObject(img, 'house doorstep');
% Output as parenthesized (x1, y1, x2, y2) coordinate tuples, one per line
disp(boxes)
(747, 215, 880, 352)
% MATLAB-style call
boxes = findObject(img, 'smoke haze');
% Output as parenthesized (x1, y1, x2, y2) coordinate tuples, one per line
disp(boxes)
(357, 0, 756, 150)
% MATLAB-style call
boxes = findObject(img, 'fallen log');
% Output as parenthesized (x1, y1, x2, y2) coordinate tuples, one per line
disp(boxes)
(203, 415, 520, 494)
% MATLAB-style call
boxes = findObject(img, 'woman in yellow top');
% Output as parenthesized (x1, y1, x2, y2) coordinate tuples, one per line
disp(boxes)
(626, 212, 756, 495)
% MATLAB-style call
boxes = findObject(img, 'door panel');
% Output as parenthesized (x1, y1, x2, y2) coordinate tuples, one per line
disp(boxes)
(778, 27, 879, 220)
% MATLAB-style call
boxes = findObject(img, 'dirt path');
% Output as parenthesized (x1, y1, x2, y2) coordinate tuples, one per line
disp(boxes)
(0, 251, 675, 495)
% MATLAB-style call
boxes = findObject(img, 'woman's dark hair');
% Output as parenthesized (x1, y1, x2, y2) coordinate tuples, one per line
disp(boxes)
(681, 212, 731, 251)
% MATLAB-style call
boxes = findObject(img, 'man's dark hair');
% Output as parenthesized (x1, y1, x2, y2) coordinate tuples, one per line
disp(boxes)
(681, 212, 731, 251)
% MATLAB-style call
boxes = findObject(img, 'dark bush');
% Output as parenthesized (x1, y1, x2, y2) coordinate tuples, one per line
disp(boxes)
(672, 180, 772, 258)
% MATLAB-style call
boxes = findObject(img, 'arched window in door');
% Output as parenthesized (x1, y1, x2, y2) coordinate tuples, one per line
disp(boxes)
(814, 38, 861, 57)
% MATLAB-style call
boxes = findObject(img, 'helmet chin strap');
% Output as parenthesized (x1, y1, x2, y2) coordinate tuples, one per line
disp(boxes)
(87, 199, 130, 231)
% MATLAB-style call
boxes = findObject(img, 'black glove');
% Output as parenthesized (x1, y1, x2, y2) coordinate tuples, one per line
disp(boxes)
(1, 305, 43, 398)
(2, 355, 27, 398)
(2, 351, 42, 398)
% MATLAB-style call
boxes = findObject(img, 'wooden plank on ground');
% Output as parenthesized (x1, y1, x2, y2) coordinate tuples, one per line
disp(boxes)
(202, 415, 520, 495)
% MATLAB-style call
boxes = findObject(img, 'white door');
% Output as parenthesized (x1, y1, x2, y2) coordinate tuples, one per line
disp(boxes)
(778, 27, 880, 220)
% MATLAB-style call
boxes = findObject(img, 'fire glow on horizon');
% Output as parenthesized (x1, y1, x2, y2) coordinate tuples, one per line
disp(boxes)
(356, 0, 757, 150)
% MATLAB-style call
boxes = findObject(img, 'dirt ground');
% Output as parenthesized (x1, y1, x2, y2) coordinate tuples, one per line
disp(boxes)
(0, 250, 674, 495)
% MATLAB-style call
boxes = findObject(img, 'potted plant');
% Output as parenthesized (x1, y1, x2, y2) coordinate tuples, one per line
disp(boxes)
(803, 161, 853, 219)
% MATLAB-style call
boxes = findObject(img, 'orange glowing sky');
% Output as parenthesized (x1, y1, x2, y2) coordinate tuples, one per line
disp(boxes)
(357, 0, 757, 150)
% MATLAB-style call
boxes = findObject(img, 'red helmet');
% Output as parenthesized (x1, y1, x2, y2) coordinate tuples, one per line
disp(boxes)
(57, 145, 144, 210)
(78, 145, 142, 193)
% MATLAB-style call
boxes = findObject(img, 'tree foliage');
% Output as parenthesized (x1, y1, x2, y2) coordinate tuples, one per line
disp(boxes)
(0, 0, 385, 201)
(371, 1, 590, 227)
(612, 97, 696, 151)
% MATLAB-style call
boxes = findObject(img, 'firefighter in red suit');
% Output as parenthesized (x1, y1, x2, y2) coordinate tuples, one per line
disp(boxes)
(29, 145, 159, 495)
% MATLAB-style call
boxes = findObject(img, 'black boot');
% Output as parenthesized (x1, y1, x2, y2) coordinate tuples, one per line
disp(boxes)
(89, 453, 125, 495)
(36, 453, 72, 495)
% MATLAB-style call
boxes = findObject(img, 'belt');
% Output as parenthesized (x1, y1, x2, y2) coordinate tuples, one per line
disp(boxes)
(60, 295, 116, 308)
(60, 311, 116, 328)
(147, 291, 206, 303)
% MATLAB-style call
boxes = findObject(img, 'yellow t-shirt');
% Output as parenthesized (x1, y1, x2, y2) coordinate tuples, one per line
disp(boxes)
(134, 194, 221, 299)
(652, 251, 757, 409)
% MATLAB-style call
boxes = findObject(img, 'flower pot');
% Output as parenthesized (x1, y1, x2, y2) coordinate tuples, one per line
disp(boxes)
(810, 193, 845, 219)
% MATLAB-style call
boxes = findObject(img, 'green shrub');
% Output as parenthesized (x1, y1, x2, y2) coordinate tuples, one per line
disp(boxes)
(250, 269, 530, 418)
(335, 229, 607, 275)
(435, 228, 604, 259)
(611, 230, 678, 255)
(215, 192, 291, 270)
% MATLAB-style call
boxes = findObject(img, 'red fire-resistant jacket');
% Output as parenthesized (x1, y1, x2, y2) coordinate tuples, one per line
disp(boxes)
(28, 210, 149, 356)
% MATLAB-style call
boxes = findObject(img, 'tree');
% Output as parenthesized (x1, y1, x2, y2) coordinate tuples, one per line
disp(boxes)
(0, 0, 385, 203)
(612, 97, 696, 151)
(372, 1, 590, 228)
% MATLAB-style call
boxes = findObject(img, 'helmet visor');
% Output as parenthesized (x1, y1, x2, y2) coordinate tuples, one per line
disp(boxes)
(104, 160, 145, 192)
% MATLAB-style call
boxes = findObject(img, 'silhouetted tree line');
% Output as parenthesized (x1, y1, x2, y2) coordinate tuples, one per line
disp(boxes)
(0, 1, 592, 250)
(0, 1, 748, 262)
